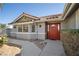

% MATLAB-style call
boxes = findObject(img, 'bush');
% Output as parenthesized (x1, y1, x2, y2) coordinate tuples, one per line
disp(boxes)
(0, 34, 8, 46)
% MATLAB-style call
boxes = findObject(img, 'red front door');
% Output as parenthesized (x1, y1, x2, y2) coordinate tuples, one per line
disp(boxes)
(47, 23, 60, 40)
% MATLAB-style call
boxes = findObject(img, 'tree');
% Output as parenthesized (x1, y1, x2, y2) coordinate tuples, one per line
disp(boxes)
(0, 3, 3, 11)
(0, 3, 3, 8)
(0, 24, 7, 46)
(0, 24, 6, 29)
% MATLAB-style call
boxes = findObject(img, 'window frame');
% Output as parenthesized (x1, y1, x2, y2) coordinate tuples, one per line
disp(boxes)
(23, 24, 28, 32)
(18, 25, 22, 32)
(31, 24, 35, 32)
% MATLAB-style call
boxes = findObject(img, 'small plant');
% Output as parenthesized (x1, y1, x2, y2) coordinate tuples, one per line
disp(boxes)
(0, 34, 8, 46)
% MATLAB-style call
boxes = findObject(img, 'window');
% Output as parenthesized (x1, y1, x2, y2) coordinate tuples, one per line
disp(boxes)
(32, 24, 35, 32)
(23, 24, 28, 32)
(13, 25, 16, 28)
(18, 25, 22, 32)
(39, 25, 42, 28)
(18, 24, 28, 32)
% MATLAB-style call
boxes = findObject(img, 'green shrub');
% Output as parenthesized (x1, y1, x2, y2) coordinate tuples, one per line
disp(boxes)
(0, 34, 8, 46)
(61, 29, 79, 34)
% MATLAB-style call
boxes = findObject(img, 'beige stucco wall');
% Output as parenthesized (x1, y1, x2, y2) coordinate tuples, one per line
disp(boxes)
(37, 22, 45, 40)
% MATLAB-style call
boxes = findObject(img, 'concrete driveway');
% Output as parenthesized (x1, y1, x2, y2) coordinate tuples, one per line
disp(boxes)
(8, 38, 66, 56)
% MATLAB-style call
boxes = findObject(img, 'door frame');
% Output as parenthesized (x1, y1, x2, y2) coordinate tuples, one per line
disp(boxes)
(46, 22, 61, 40)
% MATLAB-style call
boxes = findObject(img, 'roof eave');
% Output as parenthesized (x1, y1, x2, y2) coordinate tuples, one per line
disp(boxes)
(9, 13, 39, 24)
(62, 3, 77, 20)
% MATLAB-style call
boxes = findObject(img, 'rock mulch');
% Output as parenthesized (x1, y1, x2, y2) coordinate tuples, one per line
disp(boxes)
(0, 44, 21, 56)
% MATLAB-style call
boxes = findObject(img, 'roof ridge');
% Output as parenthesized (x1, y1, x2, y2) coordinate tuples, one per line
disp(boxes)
(22, 12, 39, 18)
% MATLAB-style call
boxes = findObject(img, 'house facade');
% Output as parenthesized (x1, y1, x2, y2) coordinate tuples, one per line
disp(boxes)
(61, 3, 79, 55)
(9, 13, 62, 40)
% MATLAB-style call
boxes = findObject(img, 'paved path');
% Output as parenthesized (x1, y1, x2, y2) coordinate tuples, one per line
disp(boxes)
(8, 39, 66, 56)
(8, 39, 41, 56)
(40, 40, 66, 56)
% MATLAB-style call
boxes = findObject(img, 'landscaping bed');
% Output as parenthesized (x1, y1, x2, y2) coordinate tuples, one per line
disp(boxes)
(0, 34, 22, 56)
(0, 43, 21, 56)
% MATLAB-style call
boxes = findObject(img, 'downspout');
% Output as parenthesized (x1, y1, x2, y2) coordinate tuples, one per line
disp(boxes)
(63, 4, 76, 20)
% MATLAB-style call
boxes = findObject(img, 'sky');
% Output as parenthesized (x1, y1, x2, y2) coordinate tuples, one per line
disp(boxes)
(0, 3, 65, 24)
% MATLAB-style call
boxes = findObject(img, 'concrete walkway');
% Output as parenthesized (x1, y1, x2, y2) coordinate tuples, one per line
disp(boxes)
(40, 40, 66, 56)
(8, 38, 66, 56)
(8, 39, 41, 56)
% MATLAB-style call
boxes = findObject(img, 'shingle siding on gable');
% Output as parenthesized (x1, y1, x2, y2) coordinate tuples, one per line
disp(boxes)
(15, 16, 34, 23)
(61, 4, 79, 30)
(76, 8, 79, 29)
(61, 11, 76, 29)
